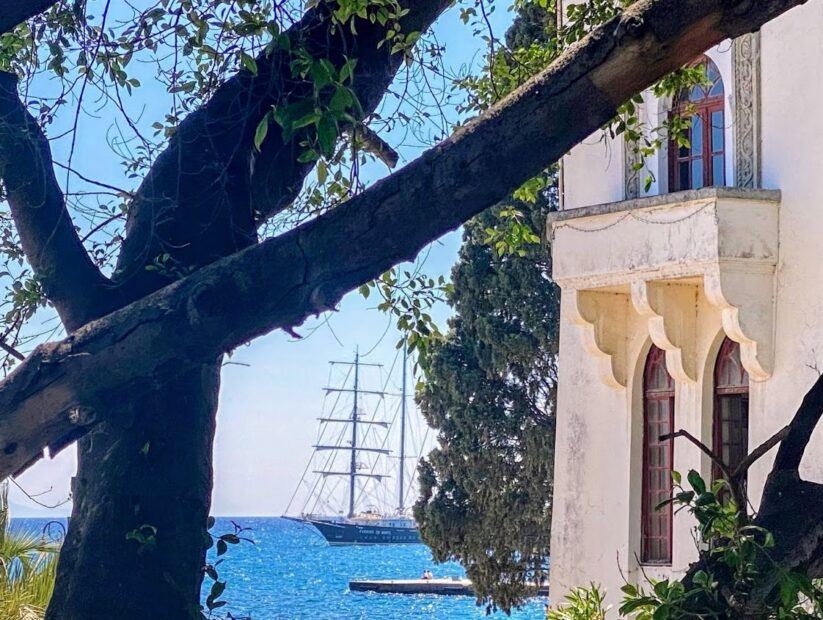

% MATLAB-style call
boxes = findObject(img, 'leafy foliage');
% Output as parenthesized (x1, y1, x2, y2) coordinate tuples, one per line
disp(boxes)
(547, 584, 608, 620)
(0, 482, 59, 620)
(620, 471, 823, 619)
(0, 0, 449, 373)
(550, 471, 823, 619)
(414, 170, 559, 613)
(412, 6, 560, 613)
(201, 518, 254, 620)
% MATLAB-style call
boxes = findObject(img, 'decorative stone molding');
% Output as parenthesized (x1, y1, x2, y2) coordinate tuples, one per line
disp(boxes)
(631, 281, 699, 383)
(550, 187, 779, 387)
(733, 32, 761, 189)
(703, 266, 774, 381)
(569, 290, 630, 388)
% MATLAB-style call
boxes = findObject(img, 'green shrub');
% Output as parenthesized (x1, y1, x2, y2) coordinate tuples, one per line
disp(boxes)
(0, 482, 59, 619)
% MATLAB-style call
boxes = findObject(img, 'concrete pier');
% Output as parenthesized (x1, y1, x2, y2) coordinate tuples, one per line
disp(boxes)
(348, 578, 549, 597)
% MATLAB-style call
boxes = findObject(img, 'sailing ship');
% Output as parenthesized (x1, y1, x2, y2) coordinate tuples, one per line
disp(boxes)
(285, 346, 426, 545)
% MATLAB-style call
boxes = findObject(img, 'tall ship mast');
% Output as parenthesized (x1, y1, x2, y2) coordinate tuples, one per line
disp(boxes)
(285, 345, 425, 545)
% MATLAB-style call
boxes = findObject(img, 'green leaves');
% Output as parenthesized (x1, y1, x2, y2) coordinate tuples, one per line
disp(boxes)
(413, 164, 559, 613)
(618, 468, 823, 618)
(238, 51, 257, 75)
(269, 53, 362, 161)
(549, 584, 608, 619)
(687, 469, 706, 494)
(125, 524, 158, 553)
(254, 111, 272, 151)
(358, 268, 446, 353)
(201, 519, 254, 617)
(316, 115, 339, 158)
(482, 205, 542, 258)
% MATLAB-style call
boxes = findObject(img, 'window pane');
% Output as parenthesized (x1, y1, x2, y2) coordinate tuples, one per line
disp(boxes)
(691, 115, 703, 155)
(707, 60, 720, 83)
(678, 162, 690, 190)
(643, 347, 673, 564)
(709, 79, 724, 97)
(712, 155, 724, 186)
(691, 159, 704, 189)
(711, 111, 724, 152)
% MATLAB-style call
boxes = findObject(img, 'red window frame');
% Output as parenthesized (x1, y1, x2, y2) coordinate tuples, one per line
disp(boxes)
(669, 57, 726, 192)
(713, 338, 750, 484)
(641, 346, 675, 565)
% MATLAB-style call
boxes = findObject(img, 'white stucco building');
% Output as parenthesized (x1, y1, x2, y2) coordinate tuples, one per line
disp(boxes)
(548, 2, 823, 609)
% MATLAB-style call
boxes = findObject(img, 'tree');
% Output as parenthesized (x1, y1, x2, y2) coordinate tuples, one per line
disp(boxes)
(415, 5, 558, 613)
(0, 0, 815, 617)
(415, 181, 559, 613)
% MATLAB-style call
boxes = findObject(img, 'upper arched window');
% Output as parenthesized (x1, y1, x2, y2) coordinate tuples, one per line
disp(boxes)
(642, 346, 675, 565)
(669, 57, 726, 192)
(713, 338, 749, 481)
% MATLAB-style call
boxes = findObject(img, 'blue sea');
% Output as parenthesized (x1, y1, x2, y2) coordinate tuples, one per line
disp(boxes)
(14, 517, 546, 619)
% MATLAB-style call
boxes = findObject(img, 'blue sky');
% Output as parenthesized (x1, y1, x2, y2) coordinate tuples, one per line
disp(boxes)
(9, 4, 514, 517)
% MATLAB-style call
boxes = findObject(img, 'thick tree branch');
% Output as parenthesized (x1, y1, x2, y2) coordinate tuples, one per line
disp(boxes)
(679, 375, 823, 612)
(770, 371, 823, 472)
(0, 71, 110, 331)
(0, 0, 812, 480)
(247, 1, 445, 219)
(113, 0, 450, 299)
(0, 0, 60, 35)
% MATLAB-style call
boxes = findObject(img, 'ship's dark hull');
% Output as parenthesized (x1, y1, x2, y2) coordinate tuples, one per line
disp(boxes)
(307, 519, 421, 545)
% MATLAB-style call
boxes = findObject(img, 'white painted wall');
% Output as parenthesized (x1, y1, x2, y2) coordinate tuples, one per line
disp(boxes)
(551, 1, 823, 612)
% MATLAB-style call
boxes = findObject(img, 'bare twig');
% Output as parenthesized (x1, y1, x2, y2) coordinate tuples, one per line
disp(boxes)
(733, 425, 790, 479)
(347, 125, 400, 169)
(660, 429, 731, 480)
(53, 161, 134, 196)
(0, 338, 24, 361)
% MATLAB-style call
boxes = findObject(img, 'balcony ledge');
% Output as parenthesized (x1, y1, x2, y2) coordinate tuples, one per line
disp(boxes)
(548, 187, 781, 387)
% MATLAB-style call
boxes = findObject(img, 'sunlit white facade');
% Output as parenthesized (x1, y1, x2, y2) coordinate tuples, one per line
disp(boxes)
(548, 2, 823, 610)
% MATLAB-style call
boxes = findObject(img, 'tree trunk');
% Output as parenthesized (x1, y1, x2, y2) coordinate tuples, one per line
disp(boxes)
(46, 361, 221, 620)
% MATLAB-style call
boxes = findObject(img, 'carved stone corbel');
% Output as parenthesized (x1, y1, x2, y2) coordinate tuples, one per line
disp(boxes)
(631, 281, 699, 383)
(569, 290, 630, 388)
(703, 266, 774, 381)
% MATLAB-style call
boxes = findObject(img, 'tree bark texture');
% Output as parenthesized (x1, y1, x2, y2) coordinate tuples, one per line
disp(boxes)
(46, 362, 221, 620)
(0, 0, 814, 617)
(0, 0, 813, 483)
(0, 0, 60, 35)
(0, 1, 448, 616)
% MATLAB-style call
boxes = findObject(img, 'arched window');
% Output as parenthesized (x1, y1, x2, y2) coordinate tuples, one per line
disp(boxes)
(669, 56, 725, 191)
(642, 346, 675, 565)
(713, 338, 749, 481)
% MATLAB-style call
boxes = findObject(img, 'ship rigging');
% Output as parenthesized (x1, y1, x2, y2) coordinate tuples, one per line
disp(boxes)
(284, 344, 428, 544)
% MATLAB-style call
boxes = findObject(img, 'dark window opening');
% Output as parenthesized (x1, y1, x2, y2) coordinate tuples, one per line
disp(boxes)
(669, 57, 726, 192)
(642, 345, 675, 565)
(713, 338, 750, 486)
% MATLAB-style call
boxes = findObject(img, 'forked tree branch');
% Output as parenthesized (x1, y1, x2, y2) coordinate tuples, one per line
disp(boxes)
(661, 429, 731, 480)
(0, 71, 110, 330)
(113, 0, 450, 297)
(0, 0, 813, 479)
(678, 375, 823, 610)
